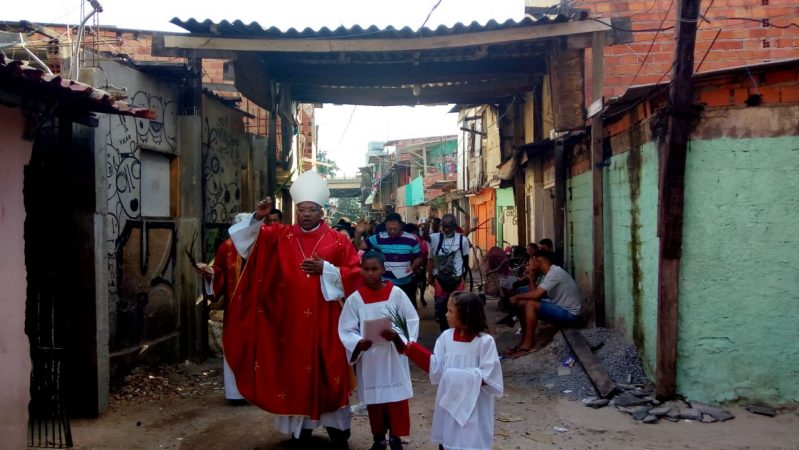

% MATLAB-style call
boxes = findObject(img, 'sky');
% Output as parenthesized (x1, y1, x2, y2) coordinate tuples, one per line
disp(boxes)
(2, 0, 526, 176)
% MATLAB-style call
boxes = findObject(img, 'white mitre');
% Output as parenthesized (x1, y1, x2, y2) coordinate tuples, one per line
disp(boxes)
(289, 170, 330, 206)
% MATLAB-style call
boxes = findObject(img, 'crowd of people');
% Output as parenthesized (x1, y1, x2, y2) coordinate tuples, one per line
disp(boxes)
(194, 171, 584, 450)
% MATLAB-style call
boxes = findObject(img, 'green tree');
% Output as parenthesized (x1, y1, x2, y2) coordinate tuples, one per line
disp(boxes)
(316, 150, 339, 177)
(329, 197, 361, 223)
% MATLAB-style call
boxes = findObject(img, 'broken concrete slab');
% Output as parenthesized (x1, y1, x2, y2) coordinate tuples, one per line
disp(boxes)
(617, 405, 649, 416)
(632, 408, 650, 421)
(583, 398, 610, 409)
(643, 415, 658, 424)
(648, 406, 671, 417)
(629, 388, 654, 398)
(702, 414, 717, 423)
(691, 401, 734, 422)
(746, 405, 776, 417)
(679, 408, 703, 421)
(666, 409, 681, 421)
(614, 392, 652, 407)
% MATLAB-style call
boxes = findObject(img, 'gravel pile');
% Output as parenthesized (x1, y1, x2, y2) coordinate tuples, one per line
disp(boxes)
(500, 326, 650, 401)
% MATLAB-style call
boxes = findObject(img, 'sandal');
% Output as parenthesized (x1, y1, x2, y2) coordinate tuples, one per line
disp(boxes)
(502, 345, 521, 356)
(510, 348, 535, 359)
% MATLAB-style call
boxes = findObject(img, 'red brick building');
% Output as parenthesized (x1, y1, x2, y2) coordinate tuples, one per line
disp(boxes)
(575, 0, 799, 98)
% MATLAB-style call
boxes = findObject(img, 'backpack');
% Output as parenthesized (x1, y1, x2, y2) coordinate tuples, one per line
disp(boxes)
(434, 234, 464, 293)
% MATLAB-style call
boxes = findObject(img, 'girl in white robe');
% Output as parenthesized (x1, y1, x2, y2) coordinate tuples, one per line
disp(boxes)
(339, 251, 420, 450)
(404, 292, 503, 450)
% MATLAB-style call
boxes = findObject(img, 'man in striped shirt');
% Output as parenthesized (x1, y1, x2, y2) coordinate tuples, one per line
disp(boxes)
(355, 213, 424, 308)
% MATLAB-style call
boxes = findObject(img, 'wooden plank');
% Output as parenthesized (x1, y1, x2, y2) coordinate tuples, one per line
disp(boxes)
(656, 0, 701, 401)
(562, 329, 617, 398)
(554, 139, 567, 262)
(512, 101, 528, 246)
(158, 21, 611, 55)
(270, 65, 545, 87)
(291, 80, 534, 106)
(591, 31, 606, 327)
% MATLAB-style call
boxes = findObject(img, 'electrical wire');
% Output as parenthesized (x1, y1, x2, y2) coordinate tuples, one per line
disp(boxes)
(419, 0, 444, 31)
(602, 60, 675, 121)
(588, 17, 674, 33)
(614, 0, 717, 101)
(336, 105, 357, 146)
(626, 0, 676, 91)
(708, 16, 799, 29)
(693, 29, 721, 73)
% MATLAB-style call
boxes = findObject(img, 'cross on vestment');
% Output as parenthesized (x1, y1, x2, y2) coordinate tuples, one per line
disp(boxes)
(304, 308, 312, 317)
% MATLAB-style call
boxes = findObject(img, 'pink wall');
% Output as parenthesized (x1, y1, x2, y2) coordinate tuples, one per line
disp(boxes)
(0, 105, 32, 447)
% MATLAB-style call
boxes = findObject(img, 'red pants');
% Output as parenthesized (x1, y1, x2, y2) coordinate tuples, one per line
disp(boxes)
(366, 400, 411, 437)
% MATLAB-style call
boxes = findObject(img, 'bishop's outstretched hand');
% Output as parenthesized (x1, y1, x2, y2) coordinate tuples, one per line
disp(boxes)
(255, 196, 273, 220)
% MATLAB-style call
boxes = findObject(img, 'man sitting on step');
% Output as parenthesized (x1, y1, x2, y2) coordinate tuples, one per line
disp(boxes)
(505, 250, 583, 359)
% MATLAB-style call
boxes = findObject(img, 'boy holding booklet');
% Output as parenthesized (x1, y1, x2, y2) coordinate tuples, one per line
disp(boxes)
(339, 251, 420, 450)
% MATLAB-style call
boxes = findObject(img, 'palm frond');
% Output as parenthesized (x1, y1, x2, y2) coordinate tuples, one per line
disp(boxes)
(385, 304, 410, 341)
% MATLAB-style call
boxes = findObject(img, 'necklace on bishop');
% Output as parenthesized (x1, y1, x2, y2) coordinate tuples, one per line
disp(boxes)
(296, 231, 327, 278)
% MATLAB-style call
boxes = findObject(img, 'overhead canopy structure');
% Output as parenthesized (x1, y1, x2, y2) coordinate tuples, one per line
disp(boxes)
(327, 177, 362, 198)
(152, 16, 613, 109)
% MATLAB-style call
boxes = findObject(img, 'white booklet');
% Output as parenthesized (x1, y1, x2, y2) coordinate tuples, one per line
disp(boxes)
(363, 316, 393, 344)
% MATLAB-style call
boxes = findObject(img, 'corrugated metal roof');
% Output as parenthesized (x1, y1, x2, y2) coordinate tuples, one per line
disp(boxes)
(170, 15, 573, 39)
(0, 52, 154, 119)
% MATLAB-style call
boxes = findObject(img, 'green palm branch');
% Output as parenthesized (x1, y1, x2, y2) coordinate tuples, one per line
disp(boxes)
(385, 304, 410, 342)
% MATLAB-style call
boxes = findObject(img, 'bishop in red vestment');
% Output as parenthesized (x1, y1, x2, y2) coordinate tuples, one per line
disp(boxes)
(224, 171, 361, 446)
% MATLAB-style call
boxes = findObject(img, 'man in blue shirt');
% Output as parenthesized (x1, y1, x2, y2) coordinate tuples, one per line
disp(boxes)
(355, 213, 424, 308)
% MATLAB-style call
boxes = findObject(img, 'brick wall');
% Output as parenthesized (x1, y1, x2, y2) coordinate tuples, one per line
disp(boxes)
(601, 62, 799, 143)
(0, 23, 273, 137)
(577, 0, 799, 98)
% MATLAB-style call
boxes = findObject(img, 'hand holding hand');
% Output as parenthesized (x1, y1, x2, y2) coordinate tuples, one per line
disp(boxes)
(356, 339, 373, 352)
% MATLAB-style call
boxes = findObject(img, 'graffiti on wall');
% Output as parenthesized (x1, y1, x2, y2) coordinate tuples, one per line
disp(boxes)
(202, 115, 242, 224)
(112, 221, 176, 350)
(105, 90, 176, 291)
(131, 91, 178, 151)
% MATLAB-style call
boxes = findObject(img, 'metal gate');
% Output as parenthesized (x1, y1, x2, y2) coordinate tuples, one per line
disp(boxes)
(24, 122, 73, 448)
(28, 348, 72, 448)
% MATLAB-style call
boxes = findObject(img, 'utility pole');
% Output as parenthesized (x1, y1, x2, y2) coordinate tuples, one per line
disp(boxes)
(656, 0, 701, 400)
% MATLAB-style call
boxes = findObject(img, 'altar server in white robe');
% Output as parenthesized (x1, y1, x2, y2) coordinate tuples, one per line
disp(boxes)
(403, 291, 503, 450)
(339, 250, 420, 450)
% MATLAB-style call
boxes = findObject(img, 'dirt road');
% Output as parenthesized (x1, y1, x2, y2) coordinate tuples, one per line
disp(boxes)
(71, 298, 799, 450)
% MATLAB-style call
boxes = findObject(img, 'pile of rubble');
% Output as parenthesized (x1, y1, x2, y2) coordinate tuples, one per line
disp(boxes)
(110, 360, 223, 409)
(583, 385, 735, 424)
(520, 327, 649, 400)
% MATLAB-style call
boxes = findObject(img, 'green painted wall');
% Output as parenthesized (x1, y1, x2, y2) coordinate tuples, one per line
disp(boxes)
(679, 136, 799, 404)
(566, 171, 594, 302)
(603, 143, 660, 375)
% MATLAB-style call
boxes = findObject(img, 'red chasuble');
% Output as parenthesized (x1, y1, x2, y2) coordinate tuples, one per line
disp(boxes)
(223, 222, 361, 419)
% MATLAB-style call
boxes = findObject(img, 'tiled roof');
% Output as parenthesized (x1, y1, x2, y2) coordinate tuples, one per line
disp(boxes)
(0, 52, 155, 119)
